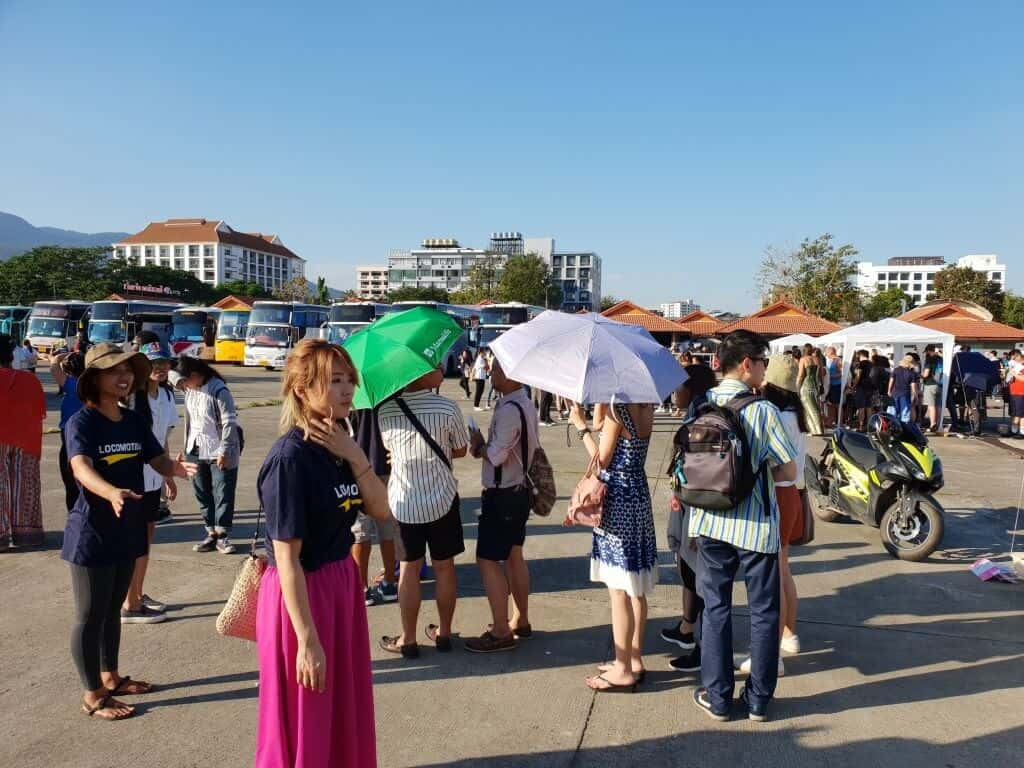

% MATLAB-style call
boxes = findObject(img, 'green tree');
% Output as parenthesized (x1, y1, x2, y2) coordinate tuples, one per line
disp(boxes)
(932, 265, 1004, 319)
(457, 253, 503, 303)
(213, 280, 273, 300)
(862, 287, 911, 322)
(273, 276, 312, 303)
(385, 286, 450, 303)
(600, 295, 620, 312)
(497, 254, 561, 307)
(757, 234, 860, 321)
(1003, 291, 1024, 329)
(314, 276, 330, 305)
(0, 246, 114, 304)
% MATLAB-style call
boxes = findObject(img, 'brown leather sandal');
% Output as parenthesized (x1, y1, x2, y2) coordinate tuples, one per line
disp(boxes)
(108, 675, 155, 695)
(82, 695, 135, 721)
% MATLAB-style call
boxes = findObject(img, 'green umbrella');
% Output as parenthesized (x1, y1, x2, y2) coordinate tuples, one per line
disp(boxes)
(343, 306, 465, 409)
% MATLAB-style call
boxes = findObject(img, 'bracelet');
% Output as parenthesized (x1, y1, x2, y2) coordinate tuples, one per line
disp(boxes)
(353, 464, 373, 481)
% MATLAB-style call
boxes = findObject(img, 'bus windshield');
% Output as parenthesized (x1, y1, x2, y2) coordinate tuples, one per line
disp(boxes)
(28, 316, 68, 338)
(326, 324, 367, 344)
(477, 327, 505, 347)
(91, 303, 126, 322)
(217, 311, 249, 340)
(249, 306, 291, 325)
(89, 321, 125, 344)
(480, 307, 528, 326)
(329, 304, 377, 323)
(247, 324, 290, 347)
(171, 311, 208, 342)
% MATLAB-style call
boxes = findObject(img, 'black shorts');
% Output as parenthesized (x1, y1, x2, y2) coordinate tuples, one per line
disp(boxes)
(854, 388, 874, 409)
(398, 495, 465, 563)
(477, 486, 531, 562)
(141, 489, 162, 523)
(827, 383, 842, 405)
(1011, 395, 1024, 418)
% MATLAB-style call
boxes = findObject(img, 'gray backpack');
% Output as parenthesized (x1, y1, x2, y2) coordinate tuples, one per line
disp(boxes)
(669, 392, 766, 511)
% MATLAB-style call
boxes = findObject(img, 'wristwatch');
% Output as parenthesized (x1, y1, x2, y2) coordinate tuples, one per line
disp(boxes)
(576, 426, 591, 441)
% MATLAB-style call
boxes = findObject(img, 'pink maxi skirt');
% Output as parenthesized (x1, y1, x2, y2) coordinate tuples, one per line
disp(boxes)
(255, 557, 376, 768)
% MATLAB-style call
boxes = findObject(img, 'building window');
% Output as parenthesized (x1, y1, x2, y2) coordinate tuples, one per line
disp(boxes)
(888, 272, 898, 280)
(899, 272, 909, 280)
(580, 255, 590, 266)
(565, 267, 576, 278)
(204, 259, 214, 269)
(189, 245, 199, 259)
(876, 274, 885, 282)
(914, 272, 922, 280)
(204, 245, 214, 259)
(552, 255, 562, 267)
(189, 257, 199, 270)
(566, 255, 576, 266)
(116, 247, 126, 260)
(580, 268, 590, 279)
(130, 246, 140, 262)
(224, 247, 232, 257)
(204, 270, 215, 282)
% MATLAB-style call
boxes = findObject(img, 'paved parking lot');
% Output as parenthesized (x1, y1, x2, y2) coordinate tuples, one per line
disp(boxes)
(3, 366, 1023, 768)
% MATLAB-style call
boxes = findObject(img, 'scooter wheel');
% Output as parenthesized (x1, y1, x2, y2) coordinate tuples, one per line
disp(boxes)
(880, 495, 945, 562)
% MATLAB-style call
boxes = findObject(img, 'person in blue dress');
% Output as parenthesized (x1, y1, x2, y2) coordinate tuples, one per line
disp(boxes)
(569, 400, 657, 692)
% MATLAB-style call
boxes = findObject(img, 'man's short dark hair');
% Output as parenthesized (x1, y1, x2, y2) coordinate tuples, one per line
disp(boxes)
(0, 335, 13, 367)
(717, 330, 769, 373)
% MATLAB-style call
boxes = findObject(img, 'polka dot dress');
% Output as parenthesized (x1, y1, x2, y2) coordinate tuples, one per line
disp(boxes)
(590, 405, 658, 597)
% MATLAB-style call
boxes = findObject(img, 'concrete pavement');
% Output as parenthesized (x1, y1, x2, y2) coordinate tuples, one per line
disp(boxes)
(2, 367, 1023, 768)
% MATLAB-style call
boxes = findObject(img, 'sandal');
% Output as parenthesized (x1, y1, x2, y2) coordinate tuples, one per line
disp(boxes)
(586, 674, 636, 694)
(82, 695, 135, 721)
(379, 635, 420, 658)
(597, 663, 645, 684)
(107, 675, 155, 696)
(425, 624, 453, 652)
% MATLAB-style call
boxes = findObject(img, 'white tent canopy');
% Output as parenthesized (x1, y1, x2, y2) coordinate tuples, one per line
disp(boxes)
(769, 333, 818, 353)
(815, 318, 955, 429)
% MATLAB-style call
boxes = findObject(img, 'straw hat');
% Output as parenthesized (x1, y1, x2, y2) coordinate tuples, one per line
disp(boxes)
(764, 353, 799, 394)
(77, 343, 152, 400)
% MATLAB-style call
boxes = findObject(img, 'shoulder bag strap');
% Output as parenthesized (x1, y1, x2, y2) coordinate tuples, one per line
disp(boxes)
(251, 503, 262, 558)
(502, 401, 531, 489)
(395, 397, 452, 469)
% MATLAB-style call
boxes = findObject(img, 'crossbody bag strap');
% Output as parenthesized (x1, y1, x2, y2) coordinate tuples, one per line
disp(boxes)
(251, 503, 262, 557)
(395, 397, 452, 469)
(501, 401, 531, 489)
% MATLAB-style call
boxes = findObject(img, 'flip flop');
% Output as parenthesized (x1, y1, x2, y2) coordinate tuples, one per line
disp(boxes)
(596, 663, 645, 684)
(108, 675, 155, 696)
(586, 674, 636, 693)
(425, 624, 453, 652)
(379, 635, 420, 658)
(82, 695, 135, 721)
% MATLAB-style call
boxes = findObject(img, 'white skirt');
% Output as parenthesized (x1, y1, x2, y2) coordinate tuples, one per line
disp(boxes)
(590, 558, 658, 598)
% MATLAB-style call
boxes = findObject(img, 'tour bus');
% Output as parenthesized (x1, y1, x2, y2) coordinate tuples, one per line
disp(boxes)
(325, 301, 389, 344)
(25, 300, 92, 359)
(387, 301, 479, 375)
(0, 306, 32, 345)
(244, 301, 329, 369)
(87, 299, 181, 349)
(169, 306, 222, 360)
(474, 302, 545, 349)
(215, 308, 251, 364)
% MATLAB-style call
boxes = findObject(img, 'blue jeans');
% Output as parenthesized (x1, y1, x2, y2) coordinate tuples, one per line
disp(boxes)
(892, 395, 912, 422)
(697, 535, 780, 714)
(188, 452, 238, 534)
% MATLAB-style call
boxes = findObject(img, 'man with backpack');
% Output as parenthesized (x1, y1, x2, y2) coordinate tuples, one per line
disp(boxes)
(377, 365, 468, 658)
(465, 359, 540, 653)
(675, 330, 796, 722)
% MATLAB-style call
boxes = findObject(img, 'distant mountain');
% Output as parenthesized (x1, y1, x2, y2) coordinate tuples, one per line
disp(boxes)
(0, 211, 130, 260)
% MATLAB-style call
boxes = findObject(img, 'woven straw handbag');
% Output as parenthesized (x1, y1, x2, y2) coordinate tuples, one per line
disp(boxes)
(216, 507, 267, 641)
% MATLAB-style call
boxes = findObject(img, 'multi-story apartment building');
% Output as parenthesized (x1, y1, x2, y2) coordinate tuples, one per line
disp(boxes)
(856, 254, 1007, 307)
(550, 250, 601, 312)
(356, 266, 389, 300)
(387, 239, 497, 293)
(113, 218, 304, 293)
(660, 299, 701, 319)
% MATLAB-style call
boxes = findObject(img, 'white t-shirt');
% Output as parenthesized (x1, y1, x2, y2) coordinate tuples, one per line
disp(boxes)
(776, 409, 806, 489)
(472, 356, 489, 381)
(12, 346, 30, 370)
(140, 388, 180, 492)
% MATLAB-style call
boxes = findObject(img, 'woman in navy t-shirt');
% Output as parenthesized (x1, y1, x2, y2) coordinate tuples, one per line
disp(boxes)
(63, 343, 197, 722)
(254, 339, 390, 768)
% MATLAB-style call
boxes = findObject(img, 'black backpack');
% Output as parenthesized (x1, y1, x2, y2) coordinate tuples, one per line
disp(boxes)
(668, 392, 766, 511)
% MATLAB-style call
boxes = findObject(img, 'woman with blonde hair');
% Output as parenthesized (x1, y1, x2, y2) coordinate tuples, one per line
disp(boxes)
(254, 339, 389, 767)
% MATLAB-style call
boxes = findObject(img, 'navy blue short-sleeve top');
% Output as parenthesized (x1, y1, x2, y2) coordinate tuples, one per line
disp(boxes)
(258, 427, 362, 571)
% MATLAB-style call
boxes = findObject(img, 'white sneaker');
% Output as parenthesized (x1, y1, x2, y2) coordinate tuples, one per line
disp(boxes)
(473, 406, 483, 411)
(780, 634, 801, 654)
(736, 655, 785, 677)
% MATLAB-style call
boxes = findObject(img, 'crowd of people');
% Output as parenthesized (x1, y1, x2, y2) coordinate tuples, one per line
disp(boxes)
(1, 323, 1021, 765)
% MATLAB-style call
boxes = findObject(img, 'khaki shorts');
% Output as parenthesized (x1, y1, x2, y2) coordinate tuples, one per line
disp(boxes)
(352, 512, 398, 544)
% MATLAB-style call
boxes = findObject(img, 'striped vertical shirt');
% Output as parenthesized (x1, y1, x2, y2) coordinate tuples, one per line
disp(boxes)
(687, 378, 796, 554)
(378, 390, 468, 525)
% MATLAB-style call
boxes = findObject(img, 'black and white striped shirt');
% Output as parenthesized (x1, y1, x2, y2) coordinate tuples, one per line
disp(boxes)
(378, 390, 468, 524)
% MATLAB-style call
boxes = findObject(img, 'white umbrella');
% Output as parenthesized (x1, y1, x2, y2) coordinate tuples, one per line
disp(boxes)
(488, 311, 688, 404)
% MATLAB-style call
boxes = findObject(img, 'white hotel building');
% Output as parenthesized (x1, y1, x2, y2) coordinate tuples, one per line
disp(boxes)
(113, 218, 305, 293)
(856, 254, 1006, 307)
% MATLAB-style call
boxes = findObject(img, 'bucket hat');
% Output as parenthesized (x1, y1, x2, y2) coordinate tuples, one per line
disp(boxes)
(77, 343, 152, 401)
(764, 353, 799, 394)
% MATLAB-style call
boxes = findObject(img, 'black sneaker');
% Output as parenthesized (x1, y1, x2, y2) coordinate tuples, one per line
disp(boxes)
(120, 605, 167, 624)
(739, 686, 769, 722)
(693, 687, 729, 722)
(364, 588, 378, 607)
(660, 622, 695, 650)
(670, 646, 701, 672)
(193, 534, 218, 553)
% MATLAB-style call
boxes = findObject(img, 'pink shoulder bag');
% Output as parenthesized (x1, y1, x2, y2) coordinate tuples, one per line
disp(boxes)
(565, 454, 607, 527)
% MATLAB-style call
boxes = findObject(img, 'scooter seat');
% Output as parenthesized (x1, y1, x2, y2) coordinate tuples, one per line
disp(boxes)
(834, 428, 882, 471)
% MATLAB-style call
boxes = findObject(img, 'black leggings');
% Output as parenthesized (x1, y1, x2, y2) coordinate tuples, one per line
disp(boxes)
(473, 379, 486, 407)
(69, 561, 134, 690)
(678, 556, 705, 625)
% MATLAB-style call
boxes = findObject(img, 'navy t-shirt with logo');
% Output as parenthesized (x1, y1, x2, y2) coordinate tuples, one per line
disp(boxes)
(258, 427, 362, 571)
(62, 407, 165, 566)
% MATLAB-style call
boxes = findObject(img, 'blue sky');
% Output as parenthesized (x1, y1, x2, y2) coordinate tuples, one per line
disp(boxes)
(1, 1, 1021, 311)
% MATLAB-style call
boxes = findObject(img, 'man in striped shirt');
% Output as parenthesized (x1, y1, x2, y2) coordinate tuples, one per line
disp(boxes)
(689, 330, 796, 723)
(377, 366, 469, 658)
